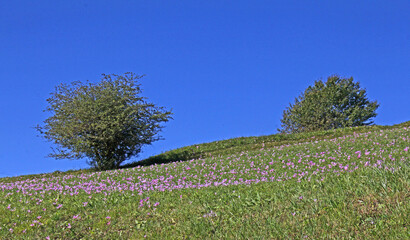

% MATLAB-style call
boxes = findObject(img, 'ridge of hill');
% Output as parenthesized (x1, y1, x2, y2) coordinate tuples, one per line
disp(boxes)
(1, 121, 409, 183)
(124, 120, 410, 167)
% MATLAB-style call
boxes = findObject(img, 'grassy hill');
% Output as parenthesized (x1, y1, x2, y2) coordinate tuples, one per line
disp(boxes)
(1, 121, 409, 239)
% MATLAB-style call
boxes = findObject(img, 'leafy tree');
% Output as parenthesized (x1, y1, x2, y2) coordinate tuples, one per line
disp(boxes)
(278, 75, 379, 134)
(36, 73, 173, 170)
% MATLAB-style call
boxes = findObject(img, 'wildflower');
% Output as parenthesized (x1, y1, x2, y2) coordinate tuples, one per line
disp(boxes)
(106, 216, 111, 219)
(73, 215, 79, 219)
(203, 210, 217, 218)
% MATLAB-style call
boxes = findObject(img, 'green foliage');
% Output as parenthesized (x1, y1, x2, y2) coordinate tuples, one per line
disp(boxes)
(279, 75, 379, 134)
(36, 73, 173, 170)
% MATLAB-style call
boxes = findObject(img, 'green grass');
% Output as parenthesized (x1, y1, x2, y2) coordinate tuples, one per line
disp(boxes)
(1, 122, 409, 239)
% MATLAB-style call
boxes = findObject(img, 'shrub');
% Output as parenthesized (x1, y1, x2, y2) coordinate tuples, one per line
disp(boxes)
(36, 73, 173, 170)
(278, 75, 379, 134)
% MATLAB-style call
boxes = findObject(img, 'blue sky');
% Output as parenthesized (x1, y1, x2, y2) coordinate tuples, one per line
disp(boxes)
(1, 0, 409, 177)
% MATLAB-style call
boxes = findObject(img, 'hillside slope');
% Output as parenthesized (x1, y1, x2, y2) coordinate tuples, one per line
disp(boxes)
(1, 121, 409, 239)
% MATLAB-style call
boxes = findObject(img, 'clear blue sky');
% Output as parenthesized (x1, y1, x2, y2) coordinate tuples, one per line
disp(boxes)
(1, 0, 409, 177)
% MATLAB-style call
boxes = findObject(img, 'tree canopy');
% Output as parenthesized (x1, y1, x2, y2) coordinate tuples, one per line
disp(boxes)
(278, 75, 379, 134)
(36, 73, 173, 170)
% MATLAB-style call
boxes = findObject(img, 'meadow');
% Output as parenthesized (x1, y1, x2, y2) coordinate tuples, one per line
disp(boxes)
(1, 122, 409, 239)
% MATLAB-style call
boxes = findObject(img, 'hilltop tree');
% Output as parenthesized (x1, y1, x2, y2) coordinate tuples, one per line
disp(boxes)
(36, 73, 173, 170)
(278, 75, 379, 134)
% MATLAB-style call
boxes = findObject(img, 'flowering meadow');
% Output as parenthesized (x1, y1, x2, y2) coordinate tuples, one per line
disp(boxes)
(1, 124, 409, 239)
